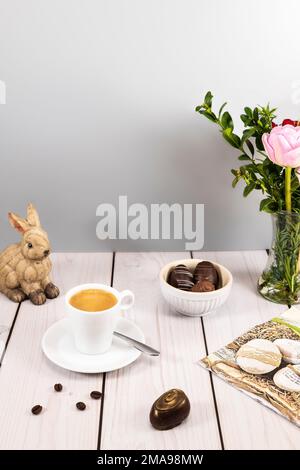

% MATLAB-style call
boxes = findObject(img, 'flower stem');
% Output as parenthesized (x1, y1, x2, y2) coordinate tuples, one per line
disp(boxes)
(285, 167, 292, 212)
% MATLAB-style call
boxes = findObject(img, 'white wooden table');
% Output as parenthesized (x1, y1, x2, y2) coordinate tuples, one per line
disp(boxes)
(0, 251, 299, 450)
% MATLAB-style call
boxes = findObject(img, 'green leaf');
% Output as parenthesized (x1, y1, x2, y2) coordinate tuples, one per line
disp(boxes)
(245, 139, 255, 156)
(291, 174, 300, 191)
(259, 198, 271, 211)
(240, 114, 248, 124)
(198, 110, 218, 122)
(195, 105, 203, 112)
(262, 155, 271, 167)
(244, 107, 252, 117)
(221, 111, 233, 130)
(232, 176, 240, 188)
(218, 102, 227, 118)
(241, 128, 256, 144)
(259, 198, 277, 213)
(255, 135, 265, 151)
(243, 183, 256, 197)
(238, 154, 251, 161)
(222, 128, 241, 149)
(204, 91, 213, 108)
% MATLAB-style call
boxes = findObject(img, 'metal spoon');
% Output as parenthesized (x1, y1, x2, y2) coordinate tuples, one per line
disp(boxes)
(113, 331, 160, 356)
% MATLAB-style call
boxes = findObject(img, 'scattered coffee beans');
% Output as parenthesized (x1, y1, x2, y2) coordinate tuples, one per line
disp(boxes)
(31, 405, 42, 415)
(54, 383, 63, 392)
(90, 391, 102, 400)
(76, 402, 86, 411)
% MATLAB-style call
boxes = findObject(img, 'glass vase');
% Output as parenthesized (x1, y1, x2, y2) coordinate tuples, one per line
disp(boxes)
(258, 211, 300, 305)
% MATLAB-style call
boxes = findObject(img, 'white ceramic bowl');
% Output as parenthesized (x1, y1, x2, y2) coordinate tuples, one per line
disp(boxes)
(160, 258, 232, 317)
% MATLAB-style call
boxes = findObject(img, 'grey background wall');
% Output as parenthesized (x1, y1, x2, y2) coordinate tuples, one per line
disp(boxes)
(0, 0, 299, 252)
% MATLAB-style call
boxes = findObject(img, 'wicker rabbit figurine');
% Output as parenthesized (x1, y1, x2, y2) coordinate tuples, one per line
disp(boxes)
(0, 203, 59, 305)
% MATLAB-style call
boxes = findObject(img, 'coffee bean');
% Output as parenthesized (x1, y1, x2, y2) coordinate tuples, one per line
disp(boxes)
(54, 383, 63, 392)
(90, 390, 102, 400)
(31, 405, 42, 415)
(76, 402, 86, 411)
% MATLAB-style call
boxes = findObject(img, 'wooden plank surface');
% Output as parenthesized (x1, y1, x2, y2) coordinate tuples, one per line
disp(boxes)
(100, 252, 222, 450)
(0, 253, 112, 450)
(194, 251, 300, 450)
(0, 250, 299, 450)
(0, 296, 19, 362)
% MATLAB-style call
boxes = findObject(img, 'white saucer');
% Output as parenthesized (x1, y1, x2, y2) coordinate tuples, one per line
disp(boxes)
(42, 317, 145, 373)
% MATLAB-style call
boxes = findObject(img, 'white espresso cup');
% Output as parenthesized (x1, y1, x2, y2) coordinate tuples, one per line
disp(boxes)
(66, 283, 135, 355)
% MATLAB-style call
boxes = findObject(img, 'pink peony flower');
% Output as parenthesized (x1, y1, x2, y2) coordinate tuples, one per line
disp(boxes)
(262, 125, 300, 168)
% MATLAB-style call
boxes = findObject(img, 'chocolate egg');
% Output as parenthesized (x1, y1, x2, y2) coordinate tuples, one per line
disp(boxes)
(150, 389, 190, 430)
(194, 261, 219, 287)
(191, 279, 215, 292)
(167, 265, 194, 291)
(236, 339, 282, 375)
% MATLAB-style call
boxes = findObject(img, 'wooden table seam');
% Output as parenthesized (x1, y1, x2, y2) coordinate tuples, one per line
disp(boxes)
(191, 251, 225, 449)
(97, 251, 115, 450)
(0, 253, 113, 450)
(194, 250, 300, 450)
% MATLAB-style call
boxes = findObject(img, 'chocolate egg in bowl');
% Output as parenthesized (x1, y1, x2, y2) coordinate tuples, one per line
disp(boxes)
(160, 258, 232, 317)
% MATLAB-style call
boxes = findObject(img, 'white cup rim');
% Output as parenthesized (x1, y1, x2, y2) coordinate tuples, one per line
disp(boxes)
(65, 283, 121, 315)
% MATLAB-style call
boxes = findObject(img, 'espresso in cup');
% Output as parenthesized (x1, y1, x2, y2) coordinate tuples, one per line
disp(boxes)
(69, 288, 117, 312)
(66, 283, 135, 355)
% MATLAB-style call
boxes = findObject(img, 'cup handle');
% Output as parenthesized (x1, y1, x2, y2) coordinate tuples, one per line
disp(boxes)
(119, 290, 135, 310)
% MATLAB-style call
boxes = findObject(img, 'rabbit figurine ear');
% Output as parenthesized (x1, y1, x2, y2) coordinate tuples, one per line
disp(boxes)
(8, 212, 30, 234)
(26, 203, 41, 227)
